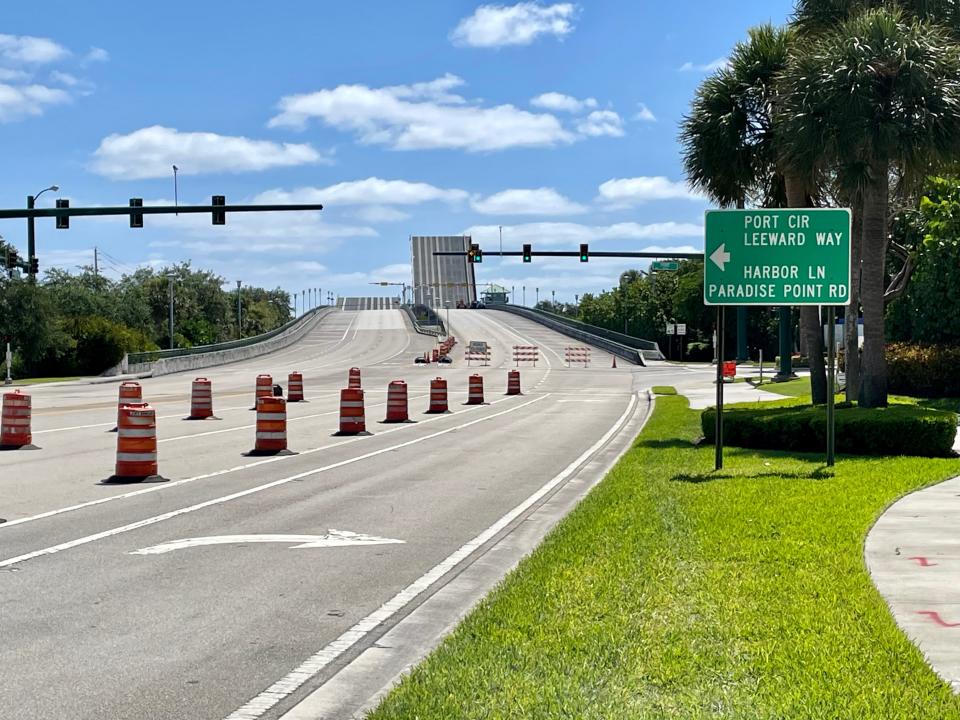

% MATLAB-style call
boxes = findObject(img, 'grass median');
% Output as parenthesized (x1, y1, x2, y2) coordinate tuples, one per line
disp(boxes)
(369, 392, 960, 719)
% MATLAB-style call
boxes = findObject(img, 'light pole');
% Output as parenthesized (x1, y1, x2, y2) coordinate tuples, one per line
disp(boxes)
(302, 290, 306, 315)
(535, 287, 539, 306)
(444, 300, 451, 337)
(522, 285, 526, 306)
(236, 280, 243, 339)
(27, 184, 59, 281)
(167, 273, 176, 350)
(551, 290, 555, 307)
(511, 285, 515, 304)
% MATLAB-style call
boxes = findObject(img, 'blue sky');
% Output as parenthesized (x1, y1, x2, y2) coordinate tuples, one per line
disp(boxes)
(0, 0, 795, 305)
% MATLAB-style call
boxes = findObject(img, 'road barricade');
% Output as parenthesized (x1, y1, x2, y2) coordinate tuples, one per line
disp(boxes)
(385, 380, 410, 422)
(465, 349, 491, 366)
(564, 346, 592, 367)
(338, 388, 366, 434)
(250, 395, 290, 455)
(111, 402, 159, 481)
(432, 348, 440, 363)
(1, 390, 33, 449)
(288, 372, 305, 402)
(427, 377, 448, 413)
(466, 374, 485, 405)
(188, 377, 214, 419)
(512, 345, 539, 366)
(348, 367, 362, 389)
(252, 374, 273, 409)
(506, 370, 522, 396)
(115, 381, 142, 430)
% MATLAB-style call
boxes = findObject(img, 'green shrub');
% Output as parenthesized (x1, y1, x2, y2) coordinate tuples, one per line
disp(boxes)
(887, 343, 960, 397)
(701, 403, 957, 457)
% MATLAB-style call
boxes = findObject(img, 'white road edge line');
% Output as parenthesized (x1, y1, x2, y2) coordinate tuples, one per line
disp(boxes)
(0, 393, 515, 531)
(0, 394, 550, 569)
(224, 391, 640, 720)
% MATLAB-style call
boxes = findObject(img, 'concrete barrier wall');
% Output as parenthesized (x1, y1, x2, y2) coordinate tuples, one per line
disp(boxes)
(401, 305, 445, 337)
(488, 305, 648, 366)
(147, 307, 336, 377)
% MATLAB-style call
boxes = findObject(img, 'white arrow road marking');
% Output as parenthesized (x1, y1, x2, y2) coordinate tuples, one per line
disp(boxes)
(710, 243, 731, 271)
(130, 530, 404, 556)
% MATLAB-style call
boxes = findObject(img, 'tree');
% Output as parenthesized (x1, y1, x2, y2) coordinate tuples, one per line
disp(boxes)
(781, 8, 960, 406)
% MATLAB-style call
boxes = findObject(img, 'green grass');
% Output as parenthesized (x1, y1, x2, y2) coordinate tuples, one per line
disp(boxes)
(651, 385, 677, 395)
(10, 376, 81, 385)
(369, 393, 960, 720)
(752, 376, 814, 397)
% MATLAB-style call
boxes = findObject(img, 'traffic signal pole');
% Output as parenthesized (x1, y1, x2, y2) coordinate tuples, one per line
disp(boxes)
(26, 195, 35, 281)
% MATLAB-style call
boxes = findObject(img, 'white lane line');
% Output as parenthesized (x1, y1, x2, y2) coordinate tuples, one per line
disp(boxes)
(0, 395, 549, 570)
(226, 391, 640, 720)
(0, 393, 525, 531)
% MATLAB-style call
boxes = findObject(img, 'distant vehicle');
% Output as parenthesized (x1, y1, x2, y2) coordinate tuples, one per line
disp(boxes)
(469, 300, 486, 309)
(438, 355, 452, 364)
(414, 355, 428, 364)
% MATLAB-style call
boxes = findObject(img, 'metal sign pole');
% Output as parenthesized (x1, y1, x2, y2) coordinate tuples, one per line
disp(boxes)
(827, 306, 836, 466)
(715, 306, 724, 470)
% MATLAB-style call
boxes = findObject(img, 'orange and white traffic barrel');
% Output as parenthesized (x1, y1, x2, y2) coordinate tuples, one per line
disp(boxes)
(1, 390, 32, 448)
(288, 372, 305, 402)
(115, 381, 142, 429)
(431, 348, 439, 363)
(348, 367, 362, 389)
(113, 402, 158, 480)
(252, 374, 273, 409)
(188, 377, 213, 419)
(427, 377, 448, 413)
(252, 395, 288, 454)
(506, 369, 522, 396)
(385, 380, 409, 422)
(339, 388, 366, 434)
(467, 374, 484, 405)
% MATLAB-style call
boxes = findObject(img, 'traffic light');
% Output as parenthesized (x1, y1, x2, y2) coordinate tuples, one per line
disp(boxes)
(468, 243, 482, 263)
(55, 199, 69, 229)
(580, 243, 589, 262)
(4, 248, 18, 270)
(29, 257, 38, 275)
(130, 198, 143, 228)
(212, 195, 226, 225)
(522, 243, 532, 263)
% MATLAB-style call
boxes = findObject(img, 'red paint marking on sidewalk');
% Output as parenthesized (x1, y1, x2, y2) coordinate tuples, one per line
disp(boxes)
(909, 556, 938, 567)
(917, 611, 960, 628)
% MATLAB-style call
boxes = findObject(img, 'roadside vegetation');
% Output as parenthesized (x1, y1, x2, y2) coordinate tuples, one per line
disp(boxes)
(0, 249, 292, 378)
(369, 393, 960, 720)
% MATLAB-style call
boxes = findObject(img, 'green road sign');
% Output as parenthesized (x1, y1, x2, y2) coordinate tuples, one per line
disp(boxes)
(703, 208, 851, 306)
(651, 261, 679, 271)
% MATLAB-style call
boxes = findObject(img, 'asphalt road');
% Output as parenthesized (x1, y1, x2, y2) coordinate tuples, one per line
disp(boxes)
(0, 308, 697, 720)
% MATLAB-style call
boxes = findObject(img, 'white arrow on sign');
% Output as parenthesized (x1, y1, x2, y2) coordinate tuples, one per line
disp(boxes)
(710, 243, 731, 271)
(130, 530, 404, 556)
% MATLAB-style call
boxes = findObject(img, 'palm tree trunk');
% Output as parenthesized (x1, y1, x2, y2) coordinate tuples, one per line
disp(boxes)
(844, 199, 863, 402)
(858, 167, 889, 408)
(785, 174, 827, 404)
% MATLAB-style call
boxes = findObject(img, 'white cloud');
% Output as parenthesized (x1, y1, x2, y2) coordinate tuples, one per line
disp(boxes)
(84, 47, 109, 63)
(269, 74, 574, 152)
(0, 68, 30, 82)
(0, 83, 70, 122)
(634, 103, 656, 122)
(530, 92, 596, 113)
(451, 2, 578, 47)
(470, 187, 587, 216)
(462, 220, 703, 246)
(597, 176, 702, 206)
(349, 205, 411, 223)
(0, 34, 69, 64)
(90, 126, 328, 180)
(575, 110, 624, 137)
(50, 70, 79, 86)
(255, 177, 469, 207)
(678, 57, 728, 73)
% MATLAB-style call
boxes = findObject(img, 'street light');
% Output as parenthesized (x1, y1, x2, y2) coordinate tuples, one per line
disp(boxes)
(236, 280, 243, 339)
(444, 300, 451, 338)
(27, 184, 59, 281)
(167, 273, 177, 350)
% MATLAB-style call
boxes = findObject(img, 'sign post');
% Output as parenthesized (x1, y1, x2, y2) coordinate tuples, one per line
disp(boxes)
(4, 341, 11, 385)
(704, 208, 851, 469)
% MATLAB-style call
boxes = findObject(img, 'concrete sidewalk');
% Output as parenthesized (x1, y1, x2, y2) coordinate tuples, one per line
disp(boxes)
(866, 476, 960, 692)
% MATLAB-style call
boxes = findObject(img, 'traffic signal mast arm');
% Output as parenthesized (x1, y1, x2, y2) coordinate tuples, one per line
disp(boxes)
(0, 201, 324, 221)
(434, 249, 705, 259)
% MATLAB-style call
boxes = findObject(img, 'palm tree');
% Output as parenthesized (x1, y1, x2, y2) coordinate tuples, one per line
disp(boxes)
(781, 8, 960, 407)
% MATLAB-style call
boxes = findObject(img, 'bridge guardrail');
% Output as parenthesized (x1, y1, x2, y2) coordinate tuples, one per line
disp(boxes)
(402, 304, 446, 337)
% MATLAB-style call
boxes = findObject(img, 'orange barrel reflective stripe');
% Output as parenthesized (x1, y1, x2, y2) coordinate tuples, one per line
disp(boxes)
(467, 374, 484, 405)
(288, 372, 305, 402)
(254, 395, 287, 453)
(348, 367, 362, 389)
(506, 369, 522, 396)
(339, 388, 365, 434)
(189, 377, 213, 419)
(115, 402, 158, 479)
(1, 390, 32, 447)
(117, 381, 142, 426)
(427, 377, 448, 413)
(385, 380, 409, 422)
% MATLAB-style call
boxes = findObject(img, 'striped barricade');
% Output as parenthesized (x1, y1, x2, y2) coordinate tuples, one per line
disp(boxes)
(464, 350, 491, 367)
(564, 346, 592, 367)
(512, 345, 539, 366)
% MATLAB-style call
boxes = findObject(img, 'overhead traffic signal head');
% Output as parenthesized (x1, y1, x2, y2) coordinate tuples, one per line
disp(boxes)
(580, 243, 589, 262)
(468, 243, 482, 263)
(130, 198, 143, 228)
(29, 257, 39, 275)
(4, 248, 18, 270)
(212, 195, 226, 225)
(522, 243, 532, 263)
(55, 199, 69, 229)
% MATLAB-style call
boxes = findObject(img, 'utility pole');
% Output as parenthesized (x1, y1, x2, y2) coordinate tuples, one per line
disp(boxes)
(522, 286, 526, 306)
(94, 247, 99, 276)
(167, 274, 176, 350)
(26, 185, 59, 281)
(236, 280, 242, 339)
